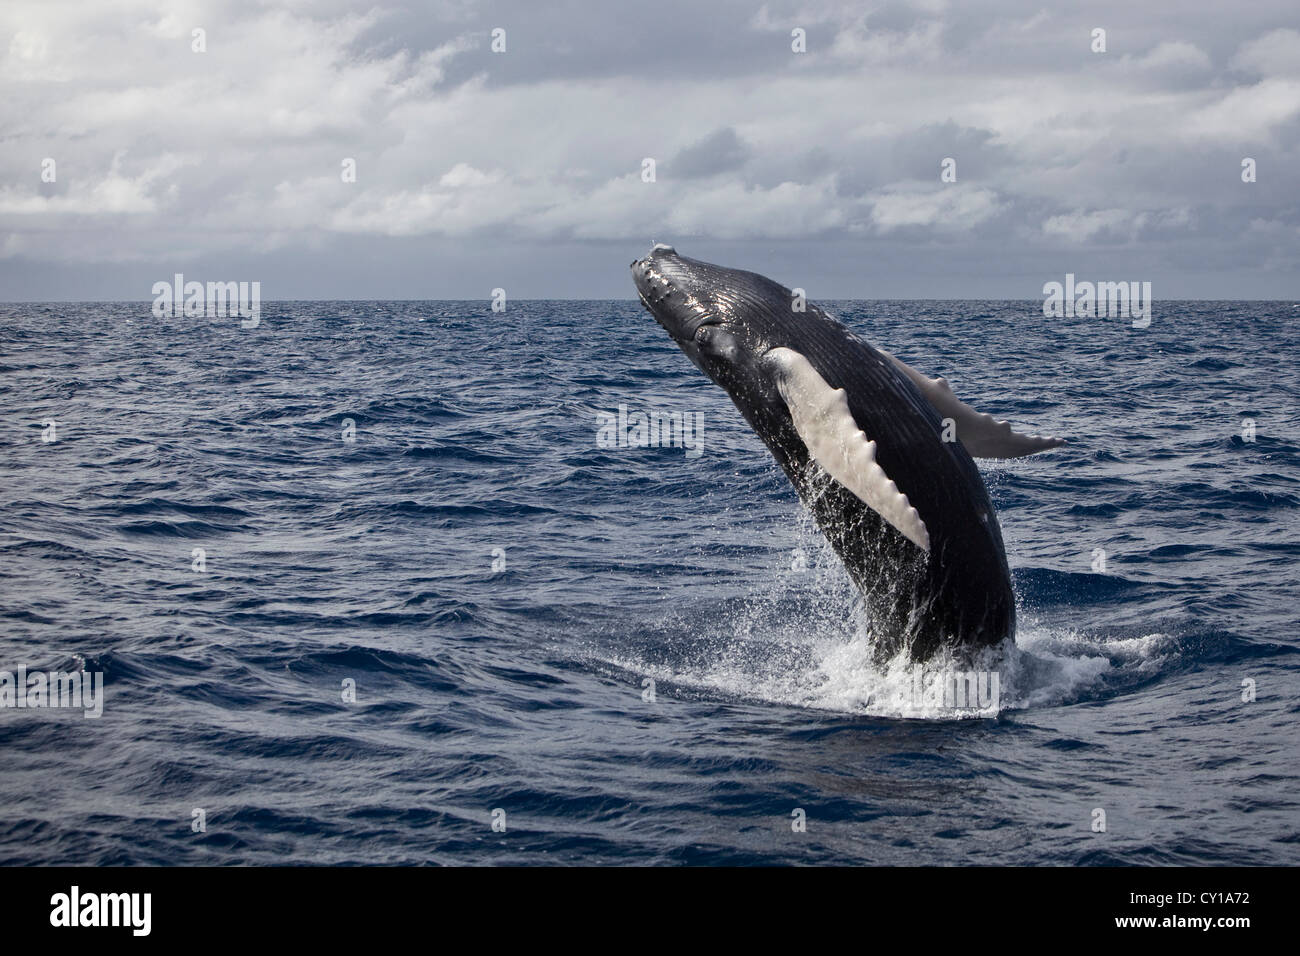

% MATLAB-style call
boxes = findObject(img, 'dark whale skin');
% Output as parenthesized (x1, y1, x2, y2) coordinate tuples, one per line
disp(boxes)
(632, 246, 1014, 662)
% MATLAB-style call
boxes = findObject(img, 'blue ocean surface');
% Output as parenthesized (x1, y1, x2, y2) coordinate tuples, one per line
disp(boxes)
(1, 298, 1297, 865)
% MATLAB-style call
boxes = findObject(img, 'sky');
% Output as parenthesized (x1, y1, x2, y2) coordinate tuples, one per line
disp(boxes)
(1, 0, 1298, 300)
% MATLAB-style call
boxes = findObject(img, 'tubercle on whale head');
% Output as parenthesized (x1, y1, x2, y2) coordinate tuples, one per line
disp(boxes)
(632, 244, 709, 339)
(632, 243, 790, 425)
(632, 243, 729, 375)
(633, 241, 768, 342)
(634, 244, 764, 382)
(631, 242, 803, 360)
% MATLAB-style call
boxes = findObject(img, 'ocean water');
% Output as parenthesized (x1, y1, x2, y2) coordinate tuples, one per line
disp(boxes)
(1, 298, 1297, 866)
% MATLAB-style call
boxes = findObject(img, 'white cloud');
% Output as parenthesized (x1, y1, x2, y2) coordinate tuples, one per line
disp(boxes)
(1128, 40, 1212, 74)
(870, 186, 1001, 232)
(0, 152, 189, 216)
(1187, 78, 1300, 139)
(829, 17, 945, 64)
(439, 163, 500, 188)
(1041, 208, 1147, 243)
(1231, 28, 1300, 78)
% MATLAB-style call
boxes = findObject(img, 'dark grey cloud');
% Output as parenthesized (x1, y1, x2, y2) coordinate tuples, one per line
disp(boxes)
(669, 127, 752, 178)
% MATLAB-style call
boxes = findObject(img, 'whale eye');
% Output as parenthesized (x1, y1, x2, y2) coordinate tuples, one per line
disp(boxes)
(693, 325, 739, 360)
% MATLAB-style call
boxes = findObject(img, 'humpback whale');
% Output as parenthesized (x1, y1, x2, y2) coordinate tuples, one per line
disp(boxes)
(631, 244, 1064, 662)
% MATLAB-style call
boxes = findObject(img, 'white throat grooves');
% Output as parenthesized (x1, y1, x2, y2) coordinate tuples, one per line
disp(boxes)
(766, 347, 931, 552)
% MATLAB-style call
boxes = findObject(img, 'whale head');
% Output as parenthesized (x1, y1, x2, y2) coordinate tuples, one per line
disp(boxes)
(631, 243, 789, 394)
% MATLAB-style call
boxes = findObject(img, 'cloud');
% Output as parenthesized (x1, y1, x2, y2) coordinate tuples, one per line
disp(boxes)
(870, 185, 1001, 233)
(1187, 78, 1300, 139)
(1041, 208, 1147, 244)
(0, 152, 188, 216)
(1231, 28, 1300, 78)
(828, 16, 945, 64)
(1123, 40, 1213, 77)
(669, 127, 752, 178)
(0, 1, 1298, 297)
(439, 163, 501, 188)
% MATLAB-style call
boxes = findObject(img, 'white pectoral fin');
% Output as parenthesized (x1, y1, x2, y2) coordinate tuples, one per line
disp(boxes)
(767, 347, 930, 552)
(880, 351, 1066, 459)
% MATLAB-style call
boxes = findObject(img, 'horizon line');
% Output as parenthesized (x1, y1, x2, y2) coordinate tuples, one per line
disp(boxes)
(3, 296, 1297, 305)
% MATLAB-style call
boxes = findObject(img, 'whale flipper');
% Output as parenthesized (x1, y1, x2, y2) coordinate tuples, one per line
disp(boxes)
(767, 347, 931, 552)
(879, 351, 1066, 459)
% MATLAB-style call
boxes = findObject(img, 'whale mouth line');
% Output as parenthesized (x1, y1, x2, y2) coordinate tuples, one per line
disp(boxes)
(638, 290, 689, 345)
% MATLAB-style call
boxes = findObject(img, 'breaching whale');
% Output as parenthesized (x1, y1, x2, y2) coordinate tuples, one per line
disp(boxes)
(631, 244, 1064, 662)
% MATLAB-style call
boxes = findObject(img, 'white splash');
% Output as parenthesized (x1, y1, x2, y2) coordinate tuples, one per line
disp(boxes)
(603, 519, 1177, 720)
